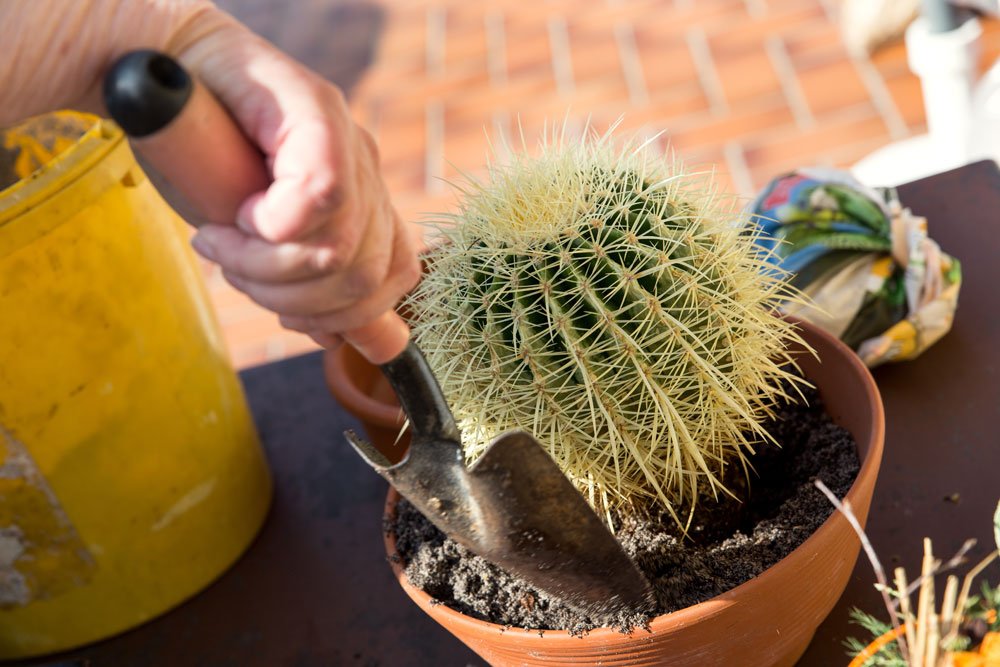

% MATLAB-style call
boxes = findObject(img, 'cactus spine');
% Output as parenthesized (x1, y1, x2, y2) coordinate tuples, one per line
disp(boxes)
(407, 130, 803, 525)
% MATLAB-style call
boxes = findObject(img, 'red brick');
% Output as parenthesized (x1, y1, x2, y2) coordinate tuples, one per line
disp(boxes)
(783, 22, 847, 68)
(870, 39, 911, 78)
(880, 70, 927, 131)
(642, 0, 747, 38)
(714, 44, 783, 105)
(567, 22, 622, 86)
(746, 134, 891, 190)
(669, 96, 797, 150)
(743, 107, 890, 171)
(634, 32, 699, 93)
(706, 4, 827, 56)
(444, 11, 488, 74)
(591, 88, 710, 132)
(797, 58, 871, 116)
(504, 18, 556, 82)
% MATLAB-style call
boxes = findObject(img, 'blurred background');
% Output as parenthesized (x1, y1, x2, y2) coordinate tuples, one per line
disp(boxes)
(206, 0, 1000, 368)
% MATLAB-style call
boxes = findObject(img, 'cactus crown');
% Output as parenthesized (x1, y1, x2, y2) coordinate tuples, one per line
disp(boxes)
(406, 128, 803, 527)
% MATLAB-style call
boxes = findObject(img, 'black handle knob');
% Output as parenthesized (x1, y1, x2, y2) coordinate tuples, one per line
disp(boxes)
(103, 50, 193, 137)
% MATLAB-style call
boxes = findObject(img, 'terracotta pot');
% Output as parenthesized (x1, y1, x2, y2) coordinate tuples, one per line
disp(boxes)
(324, 319, 885, 667)
(324, 345, 409, 465)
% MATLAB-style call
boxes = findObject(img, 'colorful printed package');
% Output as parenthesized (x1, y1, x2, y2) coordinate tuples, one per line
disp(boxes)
(750, 167, 961, 367)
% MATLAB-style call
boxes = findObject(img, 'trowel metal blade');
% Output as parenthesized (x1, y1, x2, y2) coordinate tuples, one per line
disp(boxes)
(347, 341, 653, 621)
(462, 430, 655, 619)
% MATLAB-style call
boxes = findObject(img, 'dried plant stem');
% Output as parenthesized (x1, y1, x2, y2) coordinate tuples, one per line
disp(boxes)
(940, 575, 958, 638)
(827, 488, 1000, 665)
(950, 549, 1000, 637)
(897, 567, 917, 660)
(914, 539, 936, 663)
(925, 612, 939, 667)
(903, 540, 977, 601)
(814, 479, 909, 662)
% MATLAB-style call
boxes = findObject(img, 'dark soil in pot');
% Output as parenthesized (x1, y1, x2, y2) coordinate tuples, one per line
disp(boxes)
(387, 384, 860, 635)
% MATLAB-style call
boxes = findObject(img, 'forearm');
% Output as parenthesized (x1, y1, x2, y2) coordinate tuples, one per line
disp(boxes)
(0, 0, 220, 125)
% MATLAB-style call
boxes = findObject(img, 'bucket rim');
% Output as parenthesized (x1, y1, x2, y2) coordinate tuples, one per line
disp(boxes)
(0, 111, 124, 227)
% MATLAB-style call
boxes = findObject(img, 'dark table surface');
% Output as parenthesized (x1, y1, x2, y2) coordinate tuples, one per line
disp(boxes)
(29, 160, 1000, 666)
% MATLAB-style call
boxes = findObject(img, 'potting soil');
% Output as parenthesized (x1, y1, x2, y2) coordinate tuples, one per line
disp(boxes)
(389, 385, 860, 634)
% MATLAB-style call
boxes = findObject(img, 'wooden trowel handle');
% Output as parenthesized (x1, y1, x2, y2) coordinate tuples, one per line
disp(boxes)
(103, 50, 409, 365)
(103, 49, 269, 227)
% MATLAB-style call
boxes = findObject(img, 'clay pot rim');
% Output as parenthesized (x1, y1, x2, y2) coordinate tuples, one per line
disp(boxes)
(380, 318, 885, 643)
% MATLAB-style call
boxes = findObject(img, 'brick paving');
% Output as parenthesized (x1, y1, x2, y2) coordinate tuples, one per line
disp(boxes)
(209, 0, 1000, 368)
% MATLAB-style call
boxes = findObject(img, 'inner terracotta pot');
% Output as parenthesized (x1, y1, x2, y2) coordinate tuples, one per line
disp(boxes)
(325, 319, 884, 667)
(325, 346, 409, 464)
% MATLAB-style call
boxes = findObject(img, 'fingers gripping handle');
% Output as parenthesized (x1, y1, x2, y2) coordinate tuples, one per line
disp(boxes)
(104, 50, 410, 364)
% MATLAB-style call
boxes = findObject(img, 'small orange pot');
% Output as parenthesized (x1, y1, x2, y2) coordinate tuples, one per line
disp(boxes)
(848, 612, 1000, 666)
(325, 319, 884, 667)
(848, 625, 907, 667)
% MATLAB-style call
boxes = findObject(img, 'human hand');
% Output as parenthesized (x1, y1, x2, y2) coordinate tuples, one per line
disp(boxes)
(1, 0, 421, 364)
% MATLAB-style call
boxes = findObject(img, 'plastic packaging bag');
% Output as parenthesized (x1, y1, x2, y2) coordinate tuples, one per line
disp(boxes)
(750, 167, 961, 367)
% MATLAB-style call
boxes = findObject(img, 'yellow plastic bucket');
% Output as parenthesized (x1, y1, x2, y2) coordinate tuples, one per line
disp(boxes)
(0, 111, 272, 659)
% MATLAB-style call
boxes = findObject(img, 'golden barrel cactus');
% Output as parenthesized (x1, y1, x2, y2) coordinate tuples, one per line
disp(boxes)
(406, 129, 803, 526)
